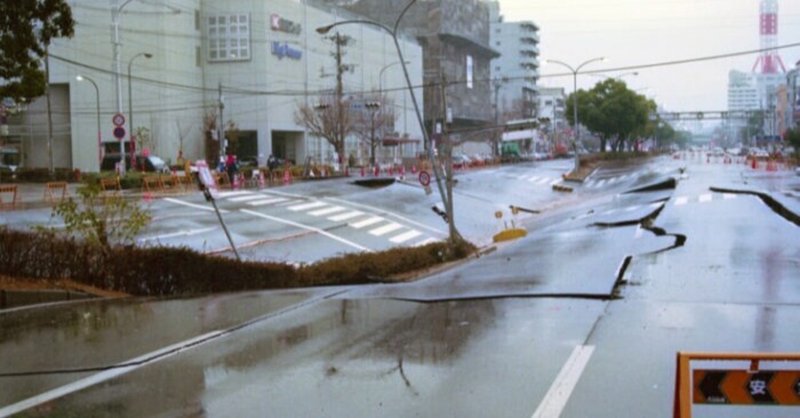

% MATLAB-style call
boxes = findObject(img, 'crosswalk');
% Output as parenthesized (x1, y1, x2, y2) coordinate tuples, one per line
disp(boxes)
(210, 190, 438, 247)
(507, 174, 561, 186)
(584, 166, 675, 189)
(672, 193, 737, 207)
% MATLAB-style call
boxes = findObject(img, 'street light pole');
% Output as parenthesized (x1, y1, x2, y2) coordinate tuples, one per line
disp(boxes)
(316, 0, 463, 243)
(76, 75, 101, 168)
(112, 0, 137, 174)
(128, 52, 152, 170)
(546, 57, 606, 160)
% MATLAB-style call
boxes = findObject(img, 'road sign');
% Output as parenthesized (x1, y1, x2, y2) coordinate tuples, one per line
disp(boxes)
(693, 369, 800, 405)
(113, 126, 126, 140)
(418, 170, 431, 187)
(112, 113, 126, 126)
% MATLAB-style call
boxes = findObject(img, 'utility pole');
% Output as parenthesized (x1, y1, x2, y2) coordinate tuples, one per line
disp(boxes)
(440, 74, 460, 243)
(218, 82, 224, 160)
(44, 47, 54, 175)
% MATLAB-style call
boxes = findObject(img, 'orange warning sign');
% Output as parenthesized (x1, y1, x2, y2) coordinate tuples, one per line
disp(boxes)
(693, 369, 800, 405)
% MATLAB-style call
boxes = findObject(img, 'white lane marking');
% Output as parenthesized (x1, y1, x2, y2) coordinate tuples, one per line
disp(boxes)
(698, 193, 713, 203)
(137, 227, 217, 243)
(309, 206, 346, 217)
(722, 193, 737, 200)
(528, 176, 541, 183)
(164, 198, 228, 213)
(369, 222, 404, 236)
(624, 205, 640, 212)
(327, 197, 446, 236)
(597, 179, 608, 188)
(537, 177, 551, 185)
(634, 225, 644, 239)
(217, 191, 251, 198)
(247, 197, 289, 206)
(584, 180, 596, 188)
(350, 216, 385, 229)
(242, 209, 371, 252)
(531, 345, 595, 418)
(228, 194, 268, 203)
(674, 196, 689, 206)
(390, 229, 422, 243)
(413, 238, 439, 247)
(649, 203, 663, 209)
(609, 176, 619, 183)
(288, 201, 327, 212)
(328, 211, 365, 222)
(0, 331, 225, 418)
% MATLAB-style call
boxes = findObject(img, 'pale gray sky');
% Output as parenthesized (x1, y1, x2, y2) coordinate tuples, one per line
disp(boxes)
(499, 0, 800, 112)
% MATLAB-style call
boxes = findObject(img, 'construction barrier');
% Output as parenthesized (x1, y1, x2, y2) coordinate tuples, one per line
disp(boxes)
(674, 351, 800, 418)
(283, 168, 292, 185)
(43, 182, 68, 203)
(142, 175, 165, 194)
(100, 177, 121, 194)
(0, 184, 18, 208)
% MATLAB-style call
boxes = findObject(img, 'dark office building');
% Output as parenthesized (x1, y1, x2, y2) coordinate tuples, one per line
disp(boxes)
(317, 0, 499, 142)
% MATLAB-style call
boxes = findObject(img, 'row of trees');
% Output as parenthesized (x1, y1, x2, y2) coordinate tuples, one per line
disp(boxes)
(564, 79, 687, 152)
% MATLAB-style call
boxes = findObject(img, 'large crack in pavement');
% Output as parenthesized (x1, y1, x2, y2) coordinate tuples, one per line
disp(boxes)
(710, 186, 800, 227)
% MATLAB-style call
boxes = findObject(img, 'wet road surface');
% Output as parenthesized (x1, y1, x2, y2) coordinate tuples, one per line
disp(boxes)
(1, 154, 799, 417)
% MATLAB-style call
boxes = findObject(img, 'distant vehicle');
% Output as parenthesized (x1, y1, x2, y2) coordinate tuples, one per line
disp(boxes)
(101, 154, 169, 173)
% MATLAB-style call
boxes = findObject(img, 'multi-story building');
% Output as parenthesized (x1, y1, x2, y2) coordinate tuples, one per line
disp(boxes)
(486, 1, 539, 121)
(537, 87, 565, 152)
(319, 0, 499, 147)
(2, 0, 424, 172)
(788, 59, 800, 130)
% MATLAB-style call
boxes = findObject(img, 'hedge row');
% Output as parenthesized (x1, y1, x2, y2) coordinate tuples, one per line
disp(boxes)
(0, 228, 473, 297)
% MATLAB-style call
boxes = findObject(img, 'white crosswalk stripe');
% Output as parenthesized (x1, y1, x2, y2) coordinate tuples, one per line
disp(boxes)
(288, 201, 327, 212)
(350, 216, 384, 229)
(218, 191, 251, 198)
(228, 194, 268, 203)
(309, 206, 347, 216)
(247, 197, 290, 206)
(390, 229, 422, 243)
(723, 193, 737, 200)
(674, 196, 689, 206)
(369, 222, 404, 236)
(413, 238, 439, 247)
(328, 210, 364, 222)
(698, 193, 713, 203)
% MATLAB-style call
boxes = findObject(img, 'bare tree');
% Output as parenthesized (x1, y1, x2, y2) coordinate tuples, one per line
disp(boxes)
(295, 93, 352, 168)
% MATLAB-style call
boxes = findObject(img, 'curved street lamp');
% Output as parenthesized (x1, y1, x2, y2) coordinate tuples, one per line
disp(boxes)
(316, 0, 463, 243)
(128, 52, 152, 170)
(588, 71, 638, 81)
(545, 57, 607, 147)
(76, 75, 102, 168)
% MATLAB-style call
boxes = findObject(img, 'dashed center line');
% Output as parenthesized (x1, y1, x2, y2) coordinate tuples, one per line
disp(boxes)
(674, 196, 689, 206)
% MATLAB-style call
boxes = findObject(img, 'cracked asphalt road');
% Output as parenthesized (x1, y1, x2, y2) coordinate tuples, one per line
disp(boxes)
(1, 155, 798, 417)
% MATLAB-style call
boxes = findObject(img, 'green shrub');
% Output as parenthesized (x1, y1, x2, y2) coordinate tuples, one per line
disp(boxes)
(0, 228, 476, 297)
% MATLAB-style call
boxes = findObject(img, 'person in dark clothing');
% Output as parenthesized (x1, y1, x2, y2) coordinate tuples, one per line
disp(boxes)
(267, 154, 278, 185)
(225, 153, 238, 185)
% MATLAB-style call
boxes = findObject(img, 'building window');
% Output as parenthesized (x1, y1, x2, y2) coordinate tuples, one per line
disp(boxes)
(466, 55, 473, 89)
(208, 14, 250, 62)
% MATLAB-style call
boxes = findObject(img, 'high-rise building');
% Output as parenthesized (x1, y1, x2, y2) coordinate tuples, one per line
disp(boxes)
(485, 1, 540, 121)
(318, 0, 499, 144)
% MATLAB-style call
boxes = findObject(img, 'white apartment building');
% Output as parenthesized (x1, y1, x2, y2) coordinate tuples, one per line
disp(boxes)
(485, 1, 539, 121)
(4, 0, 424, 172)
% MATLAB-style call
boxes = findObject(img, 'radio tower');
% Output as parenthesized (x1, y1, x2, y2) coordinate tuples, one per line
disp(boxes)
(752, 0, 786, 74)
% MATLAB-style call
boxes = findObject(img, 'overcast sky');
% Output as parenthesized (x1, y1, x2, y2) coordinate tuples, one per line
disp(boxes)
(499, 0, 800, 112)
